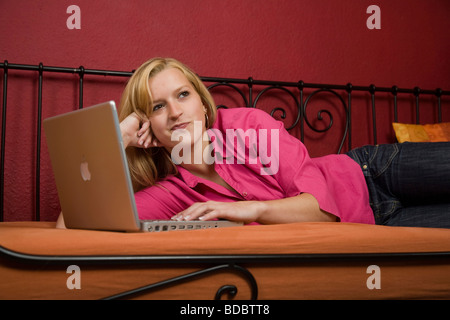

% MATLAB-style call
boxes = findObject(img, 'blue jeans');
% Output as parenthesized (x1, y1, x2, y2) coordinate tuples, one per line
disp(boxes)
(347, 142, 450, 228)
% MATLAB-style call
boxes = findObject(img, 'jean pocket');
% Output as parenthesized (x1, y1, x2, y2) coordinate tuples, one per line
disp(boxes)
(368, 144, 399, 179)
(371, 200, 401, 225)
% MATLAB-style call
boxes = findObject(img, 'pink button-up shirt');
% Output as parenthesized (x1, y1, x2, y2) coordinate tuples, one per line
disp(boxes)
(135, 107, 375, 224)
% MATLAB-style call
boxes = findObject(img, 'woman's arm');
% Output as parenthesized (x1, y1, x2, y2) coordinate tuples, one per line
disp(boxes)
(56, 212, 66, 229)
(172, 193, 337, 225)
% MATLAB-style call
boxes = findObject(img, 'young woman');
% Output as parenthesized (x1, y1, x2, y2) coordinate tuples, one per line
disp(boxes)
(116, 57, 450, 228)
(57, 57, 450, 229)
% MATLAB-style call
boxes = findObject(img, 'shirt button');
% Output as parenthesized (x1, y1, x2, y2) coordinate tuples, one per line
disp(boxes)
(362, 164, 368, 170)
(242, 192, 248, 197)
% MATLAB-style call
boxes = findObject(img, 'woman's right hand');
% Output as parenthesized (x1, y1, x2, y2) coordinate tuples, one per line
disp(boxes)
(119, 112, 160, 149)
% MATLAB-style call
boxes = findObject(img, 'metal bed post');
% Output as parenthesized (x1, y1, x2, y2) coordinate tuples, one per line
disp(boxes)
(298, 81, 305, 143)
(346, 83, 353, 151)
(436, 88, 442, 123)
(414, 87, 421, 124)
(0, 61, 8, 222)
(392, 86, 399, 123)
(369, 84, 377, 145)
(78, 66, 85, 109)
(247, 77, 253, 108)
(35, 63, 44, 221)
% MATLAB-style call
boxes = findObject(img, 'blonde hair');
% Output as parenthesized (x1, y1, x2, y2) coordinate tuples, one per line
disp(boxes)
(119, 57, 217, 192)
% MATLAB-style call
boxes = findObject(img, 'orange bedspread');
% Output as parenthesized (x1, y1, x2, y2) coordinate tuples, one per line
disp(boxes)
(1, 221, 450, 299)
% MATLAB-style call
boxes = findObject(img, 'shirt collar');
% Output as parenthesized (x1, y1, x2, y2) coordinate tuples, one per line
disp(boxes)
(176, 166, 200, 188)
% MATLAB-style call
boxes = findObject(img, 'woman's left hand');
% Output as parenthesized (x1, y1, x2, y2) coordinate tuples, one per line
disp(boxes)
(172, 200, 266, 225)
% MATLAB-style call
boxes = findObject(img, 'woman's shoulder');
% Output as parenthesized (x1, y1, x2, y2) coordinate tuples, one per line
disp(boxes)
(215, 107, 278, 129)
(216, 106, 271, 118)
(135, 174, 187, 199)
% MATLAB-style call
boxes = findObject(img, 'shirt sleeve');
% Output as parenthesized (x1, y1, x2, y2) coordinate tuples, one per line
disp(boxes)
(134, 186, 178, 220)
(134, 180, 198, 220)
(230, 108, 341, 218)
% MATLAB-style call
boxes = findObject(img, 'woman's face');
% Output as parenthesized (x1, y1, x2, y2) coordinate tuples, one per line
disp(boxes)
(148, 67, 206, 152)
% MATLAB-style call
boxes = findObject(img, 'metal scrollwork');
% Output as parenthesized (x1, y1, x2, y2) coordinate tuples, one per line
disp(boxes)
(303, 88, 349, 154)
(207, 82, 249, 109)
(215, 285, 238, 300)
(253, 86, 301, 131)
(102, 263, 258, 300)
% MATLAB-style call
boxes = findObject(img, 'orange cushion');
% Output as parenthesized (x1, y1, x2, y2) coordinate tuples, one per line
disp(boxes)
(392, 122, 450, 143)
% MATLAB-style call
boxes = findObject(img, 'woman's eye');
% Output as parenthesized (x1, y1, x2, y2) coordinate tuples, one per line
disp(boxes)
(153, 104, 163, 112)
(179, 91, 189, 99)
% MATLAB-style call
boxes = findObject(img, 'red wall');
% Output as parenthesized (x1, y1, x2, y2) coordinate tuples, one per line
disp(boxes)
(1, 0, 449, 221)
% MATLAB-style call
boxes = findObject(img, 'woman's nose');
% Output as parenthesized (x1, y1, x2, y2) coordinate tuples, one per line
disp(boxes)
(167, 101, 183, 119)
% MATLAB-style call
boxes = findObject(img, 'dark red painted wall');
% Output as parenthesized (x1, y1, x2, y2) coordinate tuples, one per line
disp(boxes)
(1, 0, 449, 221)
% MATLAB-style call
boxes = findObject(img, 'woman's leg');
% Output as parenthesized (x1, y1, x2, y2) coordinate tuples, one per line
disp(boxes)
(386, 203, 450, 228)
(388, 142, 450, 228)
(391, 142, 450, 205)
(348, 142, 450, 228)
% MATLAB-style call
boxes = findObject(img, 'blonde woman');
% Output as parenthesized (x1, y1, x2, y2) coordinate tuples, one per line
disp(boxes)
(117, 57, 356, 225)
(58, 57, 450, 229)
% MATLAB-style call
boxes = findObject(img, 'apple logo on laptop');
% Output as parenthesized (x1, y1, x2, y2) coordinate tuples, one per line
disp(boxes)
(80, 156, 91, 182)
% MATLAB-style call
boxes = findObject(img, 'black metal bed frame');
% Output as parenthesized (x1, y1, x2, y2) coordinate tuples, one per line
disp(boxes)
(1, 61, 449, 300)
(2, 244, 449, 300)
(1, 61, 449, 222)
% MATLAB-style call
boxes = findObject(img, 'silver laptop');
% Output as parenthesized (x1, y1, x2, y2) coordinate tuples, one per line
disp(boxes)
(43, 101, 242, 232)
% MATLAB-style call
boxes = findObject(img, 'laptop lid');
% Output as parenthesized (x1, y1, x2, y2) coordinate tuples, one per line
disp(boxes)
(44, 101, 141, 232)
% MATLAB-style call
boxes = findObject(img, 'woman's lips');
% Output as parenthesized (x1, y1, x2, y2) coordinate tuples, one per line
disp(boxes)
(170, 122, 190, 131)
